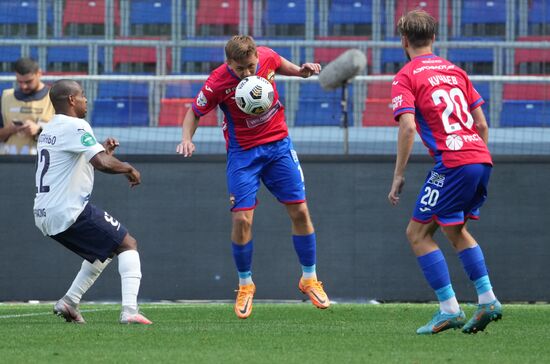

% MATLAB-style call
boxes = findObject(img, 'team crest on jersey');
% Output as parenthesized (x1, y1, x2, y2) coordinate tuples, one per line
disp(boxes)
(266, 70, 275, 83)
(81, 132, 97, 147)
(196, 91, 208, 107)
(427, 171, 445, 188)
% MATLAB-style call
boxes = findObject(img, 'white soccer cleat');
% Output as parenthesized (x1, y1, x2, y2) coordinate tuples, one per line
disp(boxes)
(119, 311, 153, 325)
(53, 298, 86, 324)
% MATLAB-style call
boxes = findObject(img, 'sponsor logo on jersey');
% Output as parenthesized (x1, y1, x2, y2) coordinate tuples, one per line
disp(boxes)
(225, 86, 236, 95)
(244, 100, 281, 128)
(33, 208, 46, 217)
(413, 64, 455, 75)
(38, 133, 56, 145)
(196, 91, 208, 107)
(419, 207, 432, 212)
(392, 80, 399, 85)
(392, 95, 403, 110)
(205, 85, 213, 93)
(81, 132, 97, 147)
(427, 171, 445, 188)
(267, 70, 275, 83)
(445, 134, 464, 151)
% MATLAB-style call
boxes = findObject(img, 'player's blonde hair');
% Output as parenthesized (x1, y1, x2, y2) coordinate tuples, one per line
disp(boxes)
(225, 35, 257, 62)
(397, 10, 437, 48)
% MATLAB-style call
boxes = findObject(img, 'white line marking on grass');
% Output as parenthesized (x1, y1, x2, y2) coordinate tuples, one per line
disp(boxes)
(0, 308, 112, 320)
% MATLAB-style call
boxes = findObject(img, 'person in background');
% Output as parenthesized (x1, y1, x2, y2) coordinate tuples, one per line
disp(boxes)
(0, 57, 54, 155)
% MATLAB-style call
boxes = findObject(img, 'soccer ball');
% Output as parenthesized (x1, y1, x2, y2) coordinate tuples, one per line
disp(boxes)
(235, 76, 274, 115)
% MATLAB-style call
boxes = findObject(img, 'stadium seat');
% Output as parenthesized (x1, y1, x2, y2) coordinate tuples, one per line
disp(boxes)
(113, 37, 172, 74)
(63, 0, 120, 36)
(296, 83, 353, 126)
(314, 36, 371, 70)
(165, 82, 203, 99)
(515, 36, 550, 74)
(447, 37, 497, 75)
(264, 0, 314, 37)
(91, 99, 149, 127)
(503, 83, 550, 100)
(97, 81, 149, 99)
(500, 100, 550, 127)
(295, 99, 342, 126)
(46, 46, 105, 73)
(528, 0, 550, 35)
(0, 0, 53, 36)
(130, 0, 185, 36)
(395, 0, 450, 27)
(158, 98, 218, 126)
(328, 1, 376, 36)
(362, 99, 395, 127)
(196, 0, 253, 36)
(381, 37, 407, 74)
(0, 81, 13, 93)
(367, 81, 391, 99)
(460, 0, 506, 37)
(181, 45, 225, 73)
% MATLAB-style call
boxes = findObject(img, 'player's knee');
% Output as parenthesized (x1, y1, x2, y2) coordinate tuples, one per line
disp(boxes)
(406, 225, 424, 246)
(233, 213, 253, 231)
(116, 234, 138, 254)
(288, 204, 311, 224)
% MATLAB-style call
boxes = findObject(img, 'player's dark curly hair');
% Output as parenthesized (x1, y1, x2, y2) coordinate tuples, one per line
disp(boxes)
(225, 35, 257, 62)
(397, 10, 438, 48)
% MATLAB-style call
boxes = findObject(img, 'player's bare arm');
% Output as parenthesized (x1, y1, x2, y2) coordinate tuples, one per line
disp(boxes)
(471, 107, 489, 145)
(0, 122, 26, 141)
(176, 108, 200, 157)
(90, 152, 141, 187)
(102, 137, 120, 155)
(388, 113, 416, 206)
(277, 57, 321, 78)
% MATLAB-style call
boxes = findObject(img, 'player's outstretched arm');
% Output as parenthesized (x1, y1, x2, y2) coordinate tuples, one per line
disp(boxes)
(388, 114, 416, 206)
(471, 107, 489, 145)
(176, 108, 200, 157)
(277, 57, 321, 78)
(90, 152, 141, 187)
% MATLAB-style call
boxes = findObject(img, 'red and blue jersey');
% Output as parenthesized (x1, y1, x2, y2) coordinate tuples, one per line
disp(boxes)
(391, 54, 492, 168)
(192, 46, 288, 151)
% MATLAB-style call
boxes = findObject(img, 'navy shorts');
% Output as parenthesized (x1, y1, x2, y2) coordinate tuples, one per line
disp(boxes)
(51, 203, 128, 263)
(226, 137, 306, 211)
(412, 163, 492, 226)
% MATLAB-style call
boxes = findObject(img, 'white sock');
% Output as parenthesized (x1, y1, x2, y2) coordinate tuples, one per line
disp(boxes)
(65, 258, 112, 304)
(239, 276, 253, 286)
(439, 296, 461, 315)
(479, 290, 497, 304)
(118, 250, 142, 313)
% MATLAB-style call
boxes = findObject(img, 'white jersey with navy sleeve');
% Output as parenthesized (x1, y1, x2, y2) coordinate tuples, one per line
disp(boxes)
(33, 114, 105, 236)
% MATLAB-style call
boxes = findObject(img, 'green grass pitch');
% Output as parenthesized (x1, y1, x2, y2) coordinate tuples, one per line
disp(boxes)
(1, 302, 549, 363)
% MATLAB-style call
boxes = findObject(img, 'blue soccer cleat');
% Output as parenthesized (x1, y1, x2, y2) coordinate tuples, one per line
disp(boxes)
(462, 300, 502, 334)
(416, 310, 466, 335)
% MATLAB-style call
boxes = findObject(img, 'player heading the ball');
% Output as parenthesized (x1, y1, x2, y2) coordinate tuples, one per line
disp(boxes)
(176, 35, 330, 319)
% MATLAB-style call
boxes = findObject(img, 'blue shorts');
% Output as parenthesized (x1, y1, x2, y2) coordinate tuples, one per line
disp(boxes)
(227, 137, 306, 211)
(412, 163, 492, 226)
(51, 203, 128, 263)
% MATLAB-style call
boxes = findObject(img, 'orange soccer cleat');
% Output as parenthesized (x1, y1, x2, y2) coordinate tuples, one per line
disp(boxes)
(299, 278, 330, 309)
(234, 283, 256, 319)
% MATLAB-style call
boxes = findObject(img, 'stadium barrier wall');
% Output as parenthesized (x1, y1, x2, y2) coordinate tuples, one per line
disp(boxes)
(0, 156, 548, 303)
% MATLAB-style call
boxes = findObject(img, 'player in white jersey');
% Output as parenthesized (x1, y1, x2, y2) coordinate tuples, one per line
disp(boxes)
(33, 79, 152, 325)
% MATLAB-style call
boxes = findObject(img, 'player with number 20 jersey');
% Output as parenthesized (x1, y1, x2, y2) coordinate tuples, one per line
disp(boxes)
(392, 54, 492, 169)
(388, 10, 501, 336)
